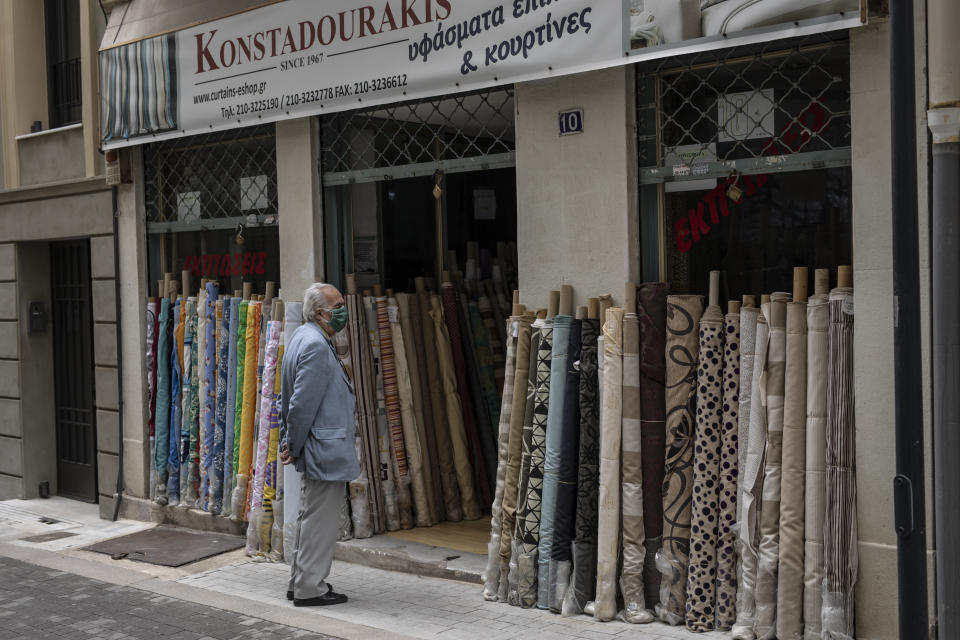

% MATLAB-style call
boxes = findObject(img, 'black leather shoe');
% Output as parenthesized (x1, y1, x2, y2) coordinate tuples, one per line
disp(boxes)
(286, 590, 294, 601)
(293, 590, 348, 607)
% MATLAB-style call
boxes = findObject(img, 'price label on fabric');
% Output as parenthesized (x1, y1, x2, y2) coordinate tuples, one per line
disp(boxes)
(388, 306, 399, 323)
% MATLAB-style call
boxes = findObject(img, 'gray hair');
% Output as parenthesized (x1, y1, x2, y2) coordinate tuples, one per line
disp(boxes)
(302, 282, 337, 323)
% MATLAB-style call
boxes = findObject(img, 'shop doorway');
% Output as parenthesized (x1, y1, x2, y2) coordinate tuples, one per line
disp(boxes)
(50, 239, 97, 503)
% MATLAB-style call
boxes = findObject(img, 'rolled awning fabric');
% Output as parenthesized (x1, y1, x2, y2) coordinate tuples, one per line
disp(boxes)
(755, 296, 788, 640)
(822, 287, 856, 639)
(377, 297, 414, 530)
(622, 310, 654, 624)
(548, 318, 582, 613)
(500, 315, 533, 602)
(594, 307, 623, 622)
(389, 298, 431, 528)
(483, 316, 519, 601)
(538, 314, 573, 609)
(733, 309, 769, 640)
(638, 283, 669, 608)
(432, 295, 482, 521)
(513, 316, 553, 608)
(685, 303, 724, 632)
(562, 317, 600, 616)
(419, 290, 461, 522)
(715, 310, 741, 630)
(777, 300, 809, 640)
(657, 295, 703, 625)
(803, 293, 830, 640)
(398, 293, 440, 524)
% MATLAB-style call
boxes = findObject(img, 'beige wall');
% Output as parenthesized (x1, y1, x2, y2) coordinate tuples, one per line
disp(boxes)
(514, 67, 640, 311)
(850, 18, 935, 639)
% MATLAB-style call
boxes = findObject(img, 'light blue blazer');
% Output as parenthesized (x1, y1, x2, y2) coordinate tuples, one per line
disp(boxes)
(279, 322, 360, 482)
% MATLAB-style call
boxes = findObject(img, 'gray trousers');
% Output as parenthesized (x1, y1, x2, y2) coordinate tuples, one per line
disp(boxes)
(288, 477, 345, 599)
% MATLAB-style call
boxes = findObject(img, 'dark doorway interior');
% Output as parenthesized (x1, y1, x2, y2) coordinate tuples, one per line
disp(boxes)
(50, 239, 97, 503)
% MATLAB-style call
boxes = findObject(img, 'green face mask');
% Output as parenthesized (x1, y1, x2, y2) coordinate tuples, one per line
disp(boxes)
(326, 306, 348, 333)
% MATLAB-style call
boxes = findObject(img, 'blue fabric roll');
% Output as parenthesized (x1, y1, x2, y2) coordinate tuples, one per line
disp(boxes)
(211, 298, 231, 514)
(200, 283, 218, 509)
(537, 314, 572, 609)
(154, 297, 171, 503)
(167, 299, 182, 502)
(223, 297, 240, 512)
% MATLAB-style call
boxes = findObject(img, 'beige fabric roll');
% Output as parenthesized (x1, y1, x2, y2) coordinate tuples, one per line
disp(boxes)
(389, 300, 432, 528)
(483, 317, 519, 601)
(777, 301, 808, 640)
(755, 296, 788, 640)
(431, 295, 481, 521)
(594, 307, 624, 622)
(802, 294, 830, 640)
(499, 315, 533, 599)
(398, 294, 439, 524)
(657, 295, 703, 625)
(419, 291, 461, 522)
(732, 309, 769, 640)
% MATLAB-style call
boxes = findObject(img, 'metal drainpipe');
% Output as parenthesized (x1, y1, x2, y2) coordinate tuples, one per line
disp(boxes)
(928, 0, 960, 634)
(110, 184, 125, 521)
(889, 0, 929, 638)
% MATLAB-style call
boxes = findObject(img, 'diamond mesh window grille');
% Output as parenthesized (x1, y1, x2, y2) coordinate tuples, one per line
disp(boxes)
(320, 88, 515, 184)
(144, 124, 278, 229)
(637, 34, 851, 180)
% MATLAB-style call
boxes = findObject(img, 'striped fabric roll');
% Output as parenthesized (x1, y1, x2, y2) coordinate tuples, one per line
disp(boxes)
(365, 296, 400, 531)
(100, 34, 177, 142)
(822, 288, 855, 639)
(377, 298, 414, 530)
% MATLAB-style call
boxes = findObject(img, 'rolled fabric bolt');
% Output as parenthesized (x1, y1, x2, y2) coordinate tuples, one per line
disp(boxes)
(364, 296, 400, 531)
(154, 298, 172, 504)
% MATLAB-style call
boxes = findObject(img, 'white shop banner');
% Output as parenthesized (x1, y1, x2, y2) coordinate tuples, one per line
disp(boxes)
(100, 0, 864, 148)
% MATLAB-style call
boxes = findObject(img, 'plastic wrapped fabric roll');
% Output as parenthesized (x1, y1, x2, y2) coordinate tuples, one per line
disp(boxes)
(364, 296, 400, 531)
(468, 300, 502, 434)
(621, 310, 653, 623)
(821, 288, 855, 640)
(233, 302, 261, 521)
(562, 317, 600, 616)
(246, 320, 280, 554)
(197, 287, 208, 507)
(777, 300, 809, 640)
(638, 283, 669, 608)
(260, 316, 283, 552)
(756, 297, 788, 640)
(398, 293, 439, 524)
(733, 308, 770, 640)
(180, 299, 199, 506)
(211, 299, 230, 515)
(507, 320, 541, 606)
(684, 304, 724, 632)
(389, 298, 431, 528)
(483, 316, 519, 601)
(222, 299, 240, 518)
(594, 307, 624, 622)
(443, 285, 494, 509)
(657, 295, 703, 625)
(803, 294, 830, 640)
(513, 315, 553, 608)
(377, 297, 415, 530)
(548, 318, 581, 613)
(432, 295, 482, 521)
(228, 300, 249, 517)
(419, 289, 460, 522)
(166, 300, 183, 505)
(347, 294, 380, 536)
(146, 300, 158, 500)
(715, 310, 741, 630)
(199, 283, 218, 510)
(281, 302, 303, 563)
(154, 298, 172, 505)
(538, 314, 572, 609)
(499, 315, 533, 601)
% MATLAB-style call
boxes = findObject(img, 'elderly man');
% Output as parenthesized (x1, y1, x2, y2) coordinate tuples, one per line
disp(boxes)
(279, 282, 359, 607)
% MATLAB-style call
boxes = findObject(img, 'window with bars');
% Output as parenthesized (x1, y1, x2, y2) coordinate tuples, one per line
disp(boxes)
(320, 88, 515, 185)
(637, 33, 851, 184)
(144, 125, 278, 231)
